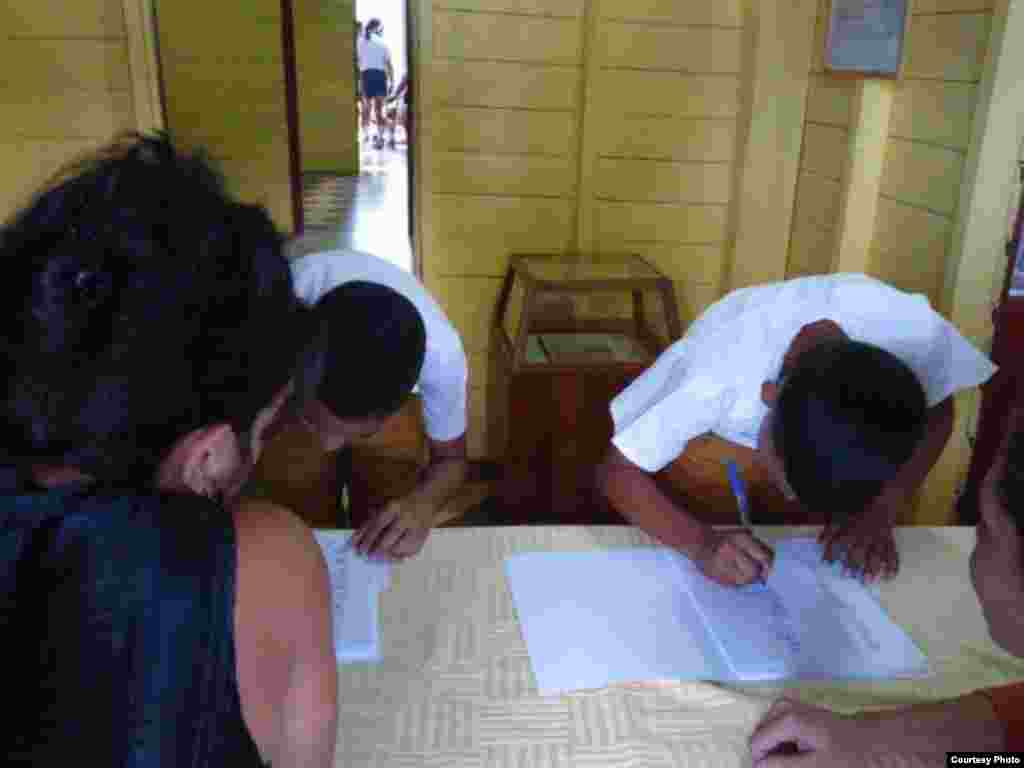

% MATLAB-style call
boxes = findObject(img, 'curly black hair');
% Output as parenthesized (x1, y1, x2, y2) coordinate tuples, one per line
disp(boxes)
(0, 133, 308, 486)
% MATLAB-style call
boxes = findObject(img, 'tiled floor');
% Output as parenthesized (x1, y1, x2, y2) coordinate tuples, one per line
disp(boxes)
(286, 142, 413, 272)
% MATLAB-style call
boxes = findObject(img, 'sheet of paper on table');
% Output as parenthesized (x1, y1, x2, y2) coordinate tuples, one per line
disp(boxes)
(314, 531, 391, 664)
(505, 538, 929, 695)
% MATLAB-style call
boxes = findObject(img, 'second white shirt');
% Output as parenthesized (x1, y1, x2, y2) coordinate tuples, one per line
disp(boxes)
(291, 249, 468, 443)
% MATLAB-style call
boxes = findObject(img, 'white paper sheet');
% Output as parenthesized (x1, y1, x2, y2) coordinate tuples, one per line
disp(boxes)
(505, 549, 725, 694)
(314, 531, 391, 663)
(679, 539, 929, 681)
(505, 539, 929, 695)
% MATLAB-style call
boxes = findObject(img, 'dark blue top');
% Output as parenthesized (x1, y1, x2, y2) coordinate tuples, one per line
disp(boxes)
(0, 481, 267, 767)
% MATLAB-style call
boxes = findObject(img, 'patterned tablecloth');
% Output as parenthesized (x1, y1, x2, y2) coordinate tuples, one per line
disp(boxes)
(332, 526, 1024, 767)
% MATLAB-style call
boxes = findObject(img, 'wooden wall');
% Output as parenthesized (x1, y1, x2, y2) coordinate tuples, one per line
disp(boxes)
(875, 0, 991, 309)
(788, 0, 993, 313)
(414, 0, 1009, 465)
(419, 0, 749, 457)
(578, 1, 743, 324)
(787, 0, 853, 282)
(155, 0, 295, 232)
(294, 0, 359, 175)
(420, 0, 585, 458)
(0, 0, 139, 218)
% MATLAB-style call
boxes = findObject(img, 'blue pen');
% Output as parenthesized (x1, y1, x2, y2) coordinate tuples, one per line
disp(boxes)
(725, 460, 769, 583)
(726, 460, 752, 528)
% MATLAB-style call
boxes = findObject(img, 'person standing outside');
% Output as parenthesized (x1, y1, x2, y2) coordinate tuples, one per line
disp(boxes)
(357, 18, 393, 150)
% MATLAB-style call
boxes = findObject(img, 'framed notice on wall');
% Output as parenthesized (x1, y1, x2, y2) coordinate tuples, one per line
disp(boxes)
(825, 0, 910, 77)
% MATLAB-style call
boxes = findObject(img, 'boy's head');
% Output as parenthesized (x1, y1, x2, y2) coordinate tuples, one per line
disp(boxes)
(756, 322, 927, 523)
(971, 421, 1024, 658)
(298, 280, 426, 451)
(0, 133, 307, 492)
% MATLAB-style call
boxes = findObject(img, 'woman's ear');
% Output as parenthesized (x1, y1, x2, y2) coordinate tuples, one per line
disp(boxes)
(155, 423, 242, 496)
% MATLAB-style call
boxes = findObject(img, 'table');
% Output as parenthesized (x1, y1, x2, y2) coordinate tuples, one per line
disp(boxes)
(333, 526, 1024, 766)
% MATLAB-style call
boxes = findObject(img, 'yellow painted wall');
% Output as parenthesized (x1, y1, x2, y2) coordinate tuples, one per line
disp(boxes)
(578, 0, 744, 325)
(873, 2, 991, 310)
(156, 1, 295, 233)
(0, 0, 138, 218)
(786, 0, 854, 281)
(419, 0, 749, 457)
(420, 0, 586, 457)
(418, 0, 1004, 468)
(788, 0, 993, 314)
(294, 0, 359, 175)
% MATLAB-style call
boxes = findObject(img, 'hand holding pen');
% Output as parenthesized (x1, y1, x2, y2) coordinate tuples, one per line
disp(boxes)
(695, 461, 775, 587)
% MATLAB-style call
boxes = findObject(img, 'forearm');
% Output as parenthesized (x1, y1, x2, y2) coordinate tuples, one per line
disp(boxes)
(406, 434, 468, 525)
(856, 692, 1006, 755)
(412, 455, 467, 512)
(597, 448, 709, 558)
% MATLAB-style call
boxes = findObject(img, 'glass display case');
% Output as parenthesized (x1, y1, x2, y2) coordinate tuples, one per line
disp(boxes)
(488, 253, 682, 523)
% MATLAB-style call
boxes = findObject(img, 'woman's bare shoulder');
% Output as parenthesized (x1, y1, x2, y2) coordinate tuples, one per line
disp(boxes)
(232, 499, 334, 765)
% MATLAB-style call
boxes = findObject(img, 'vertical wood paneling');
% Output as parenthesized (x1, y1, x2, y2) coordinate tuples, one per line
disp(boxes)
(295, 0, 358, 174)
(0, 0, 139, 223)
(788, 0, 994, 300)
(156, 1, 294, 232)
(422, 2, 587, 457)
(727, 0, 817, 289)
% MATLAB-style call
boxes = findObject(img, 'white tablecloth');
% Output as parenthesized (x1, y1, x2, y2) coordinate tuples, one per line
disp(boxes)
(332, 526, 1024, 766)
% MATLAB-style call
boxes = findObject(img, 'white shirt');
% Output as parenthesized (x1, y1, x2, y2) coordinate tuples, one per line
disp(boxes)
(611, 274, 997, 473)
(291, 249, 468, 442)
(357, 36, 391, 72)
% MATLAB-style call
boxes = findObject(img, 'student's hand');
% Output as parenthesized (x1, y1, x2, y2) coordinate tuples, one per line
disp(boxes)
(696, 529, 774, 587)
(352, 496, 432, 561)
(820, 488, 903, 581)
(750, 698, 882, 768)
(820, 522, 898, 582)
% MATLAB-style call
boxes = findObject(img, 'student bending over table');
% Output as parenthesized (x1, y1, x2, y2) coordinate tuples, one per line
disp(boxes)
(253, 249, 469, 561)
(596, 275, 995, 587)
(749, 425, 1024, 764)
(0, 134, 336, 767)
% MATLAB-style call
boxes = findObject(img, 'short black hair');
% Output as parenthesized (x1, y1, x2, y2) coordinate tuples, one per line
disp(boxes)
(0, 133, 308, 486)
(310, 280, 426, 422)
(773, 339, 927, 523)
(999, 429, 1024, 535)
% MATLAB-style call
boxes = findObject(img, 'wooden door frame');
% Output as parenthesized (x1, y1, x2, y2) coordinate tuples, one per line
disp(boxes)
(280, 0, 305, 236)
(122, 0, 165, 134)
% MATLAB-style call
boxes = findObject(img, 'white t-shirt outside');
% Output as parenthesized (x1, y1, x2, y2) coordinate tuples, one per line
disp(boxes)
(610, 273, 997, 473)
(291, 249, 468, 442)
(357, 36, 391, 72)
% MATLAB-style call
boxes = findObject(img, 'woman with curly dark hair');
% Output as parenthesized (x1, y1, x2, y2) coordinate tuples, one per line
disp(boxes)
(0, 134, 337, 767)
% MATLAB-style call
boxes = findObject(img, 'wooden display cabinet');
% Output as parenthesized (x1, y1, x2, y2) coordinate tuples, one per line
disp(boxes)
(488, 253, 682, 524)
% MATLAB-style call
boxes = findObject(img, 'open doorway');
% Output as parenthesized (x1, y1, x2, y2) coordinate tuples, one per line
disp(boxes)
(289, 0, 414, 273)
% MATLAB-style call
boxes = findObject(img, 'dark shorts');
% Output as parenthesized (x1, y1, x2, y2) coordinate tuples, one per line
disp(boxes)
(361, 69, 388, 99)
